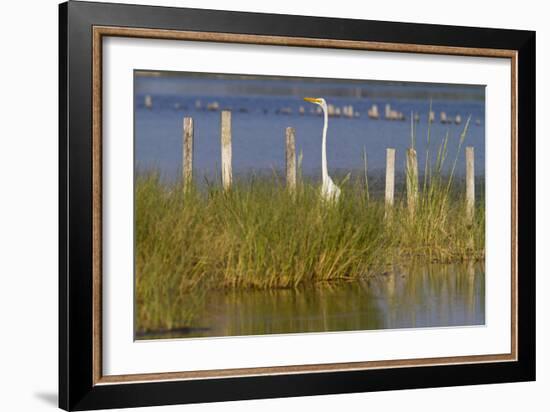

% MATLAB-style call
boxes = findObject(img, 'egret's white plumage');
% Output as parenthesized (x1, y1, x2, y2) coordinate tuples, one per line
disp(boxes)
(304, 97, 341, 202)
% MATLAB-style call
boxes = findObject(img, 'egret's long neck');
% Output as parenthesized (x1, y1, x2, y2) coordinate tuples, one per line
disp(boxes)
(321, 106, 329, 183)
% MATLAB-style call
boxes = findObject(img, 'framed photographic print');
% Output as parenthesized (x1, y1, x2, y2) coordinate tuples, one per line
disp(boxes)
(59, 1, 535, 410)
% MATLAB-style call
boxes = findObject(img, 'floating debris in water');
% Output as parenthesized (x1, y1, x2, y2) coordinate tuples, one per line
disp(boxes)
(385, 103, 405, 121)
(439, 112, 463, 125)
(323, 104, 359, 118)
(207, 101, 220, 111)
(179, 98, 464, 128)
(144, 95, 153, 109)
(342, 105, 355, 118)
(368, 104, 380, 119)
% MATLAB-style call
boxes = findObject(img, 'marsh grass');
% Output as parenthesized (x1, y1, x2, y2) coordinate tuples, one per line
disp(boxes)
(136, 173, 484, 331)
(135, 112, 484, 332)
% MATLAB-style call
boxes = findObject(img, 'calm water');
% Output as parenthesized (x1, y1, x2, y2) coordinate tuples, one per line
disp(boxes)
(139, 262, 485, 340)
(135, 75, 485, 182)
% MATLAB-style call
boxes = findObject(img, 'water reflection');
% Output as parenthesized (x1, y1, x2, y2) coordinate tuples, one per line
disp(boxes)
(141, 262, 484, 339)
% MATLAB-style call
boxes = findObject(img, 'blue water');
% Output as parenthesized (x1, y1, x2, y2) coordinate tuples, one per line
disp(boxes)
(135, 74, 485, 182)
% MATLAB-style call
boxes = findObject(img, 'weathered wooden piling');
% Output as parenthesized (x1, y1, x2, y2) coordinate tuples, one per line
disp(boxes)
(182, 117, 193, 190)
(385, 148, 395, 212)
(221, 110, 232, 190)
(466, 146, 475, 222)
(406, 148, 419, 216)
(285, 127, 296, 192)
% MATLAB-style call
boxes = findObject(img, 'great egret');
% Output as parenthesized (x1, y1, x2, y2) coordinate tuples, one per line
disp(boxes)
(304, 97, 341, 202)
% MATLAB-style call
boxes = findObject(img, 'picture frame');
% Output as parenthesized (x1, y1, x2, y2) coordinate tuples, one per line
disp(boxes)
(59, 1, 535, 410)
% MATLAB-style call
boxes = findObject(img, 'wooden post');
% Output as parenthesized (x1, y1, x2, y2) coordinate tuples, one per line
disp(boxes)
(406, 148, 418, 216)
(285, 127, 296, 192)
(385, 148, 395, 213)
(466, 146, 475, 223)
(221, 110, 232, 190)
(183, 117, 193, 190)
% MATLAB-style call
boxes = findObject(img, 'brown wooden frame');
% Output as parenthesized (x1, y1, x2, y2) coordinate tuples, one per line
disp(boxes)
(92, 26, 518, 386)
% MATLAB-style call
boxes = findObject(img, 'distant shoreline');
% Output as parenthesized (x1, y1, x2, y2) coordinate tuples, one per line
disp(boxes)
(135, 70, 485, 101)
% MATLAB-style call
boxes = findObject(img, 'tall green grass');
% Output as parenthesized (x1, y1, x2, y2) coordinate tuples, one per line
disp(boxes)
(136, 174, 483, 331)
(136, 175, 389, 289)
(135, 114, 484, 332)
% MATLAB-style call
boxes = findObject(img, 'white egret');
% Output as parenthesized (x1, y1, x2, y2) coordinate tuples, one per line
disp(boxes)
(303, 97, 341, 202)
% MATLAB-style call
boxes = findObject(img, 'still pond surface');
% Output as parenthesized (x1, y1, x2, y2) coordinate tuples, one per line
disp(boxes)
(139, 262, 485, 340)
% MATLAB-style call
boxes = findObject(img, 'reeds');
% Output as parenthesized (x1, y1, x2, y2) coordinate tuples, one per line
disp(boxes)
(135, 110, 484, 332)
(136, 174, 483, 275)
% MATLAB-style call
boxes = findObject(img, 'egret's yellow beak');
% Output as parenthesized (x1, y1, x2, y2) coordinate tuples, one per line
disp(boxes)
(303, 97, 321, 104)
